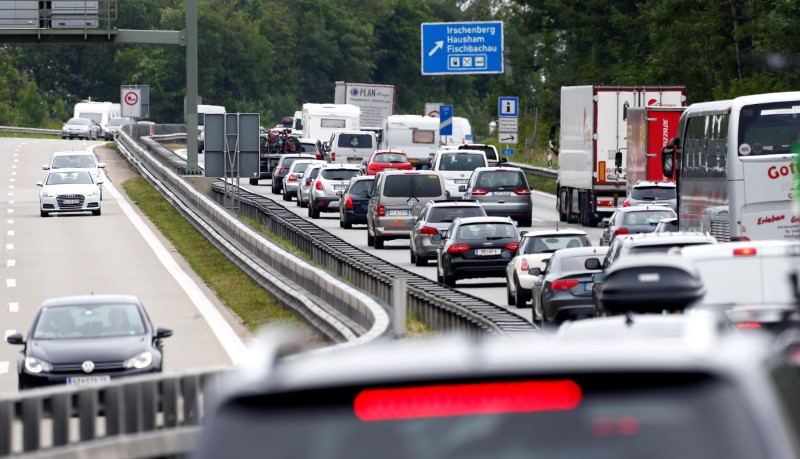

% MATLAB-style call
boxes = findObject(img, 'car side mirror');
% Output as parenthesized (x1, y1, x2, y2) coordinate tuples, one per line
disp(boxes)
(42, 164, 49, 170)
(97, 163, 106, 168)
(528, 267, 542, 276)
(500, 157, 508, 163)
(97, 180, 105, 185)
(520, 231, 527, 236)
(6, 332, 23, 345)
(36, 181, 42, 187)
(614, 151, 622, 168)
(585, 258, 601, 270)
(444, 190, 451, 199)
(458, 185, 467, 192)
(441, 229, 449, 239)
(156, 327, 173, 339)
(336, 190, 343, 197)
(662, 137, 680, 178)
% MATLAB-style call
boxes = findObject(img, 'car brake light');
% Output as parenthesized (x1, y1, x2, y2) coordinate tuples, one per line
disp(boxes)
(597, 199, 614, 207)
(277, 168, 288, 175)
(520, 258, 529, 272)
(316, 153, 322, 160)
(506, 242, 520, 251)
(514, 188, 531, 196)
(354, 380, 582, 422)
(552, 279, 580, 290)
(614, 227, 629, 236)
(731, 236, 751, 242)
(736, 322, 762, 329)
(315, 180, 322, 191)
(345, 194, 354, 209)
(420, 226, 438, 235)
(377, 204, 385, 217)
(448, 244, 470, 253)
(733, 248, 757, 256)
(331, 152, 336, 161)
(287, 174, 297, 182)
(471, 187, 489, 196)
(622, 200, 630, 207)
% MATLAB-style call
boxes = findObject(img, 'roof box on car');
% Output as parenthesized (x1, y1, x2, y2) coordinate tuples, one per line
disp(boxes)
(596, 256, 705, 315)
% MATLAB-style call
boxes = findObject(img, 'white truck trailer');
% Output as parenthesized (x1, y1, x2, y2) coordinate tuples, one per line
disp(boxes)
(553, 85, 686, 227)
(301, 103, 361, 146)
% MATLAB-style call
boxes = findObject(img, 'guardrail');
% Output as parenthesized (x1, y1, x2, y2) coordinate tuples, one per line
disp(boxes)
(507, 161, 558, 180)
(0, 126, 61, 136)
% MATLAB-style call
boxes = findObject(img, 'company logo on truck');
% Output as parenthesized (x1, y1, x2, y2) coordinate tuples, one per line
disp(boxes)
(767, 163, 796, 180)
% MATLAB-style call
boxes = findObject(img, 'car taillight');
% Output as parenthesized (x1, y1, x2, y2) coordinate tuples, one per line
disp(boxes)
(733, 248, 757, 256)
(345, 194, 354, 209)
(551, 279, 580, 290)
(613, 227, 629, 236)
(277, 167, 288, 175)
(287, 174, 297, 182)
(420, 226, 438, 235)
(316, 153, 322, 160)
(315, 180, 322, 191)
(597, 199, 613, 207)
(506, 242, 520, 251)
(520, 258, 529, 272)
(471, 187, 489, 196)
(377, 204, 385, 217)
(448, 244, 470, 253)
(731, 236, 751, 242)
(514, 188, 531, 196)
(331, 152, 336, 161)
(622, 200, 630, 207)
(736, 322, 762, 329)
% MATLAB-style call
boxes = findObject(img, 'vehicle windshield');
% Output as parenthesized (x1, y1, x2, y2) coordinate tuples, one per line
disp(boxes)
(628, 242, 712, 256)
(52, 155, 96, 169)
(322, 169, 360, 181)
(738, 100, 800, 156)
(475, 171, 525, 190)
(337, 134, 373, 149)
(623, 210, 675, 226)
(438, 153, 484, 171)
(457, 223, 516, 240)
(630, 187, 676, 200)
(46, 171, 94, 185)
(384, 175, 442, 198)
(291, 162, 312, 173)
(561, 254, 606, 272)
(523, 235, 589, 254)
(427, 206, 485, 223)
(374, 153, 407, 163)
(33, 303, 146, 339)
(460, 145, 497, 160)
(348, 179, 374, 195)
(300, 143, 320, 153)
(196, 373, 766, 459)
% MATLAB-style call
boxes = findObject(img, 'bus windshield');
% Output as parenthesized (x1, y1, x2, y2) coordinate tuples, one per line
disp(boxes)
(738, 101, 800, 156)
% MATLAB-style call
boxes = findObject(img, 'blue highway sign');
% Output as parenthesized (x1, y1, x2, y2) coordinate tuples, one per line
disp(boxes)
(421, 21, 504, 75)
(498, 96, 518, 117)
(501, 148, 515, 155)
(439, 105, 453, 136)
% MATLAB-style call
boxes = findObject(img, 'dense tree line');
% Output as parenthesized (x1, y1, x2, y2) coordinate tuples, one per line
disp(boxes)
(2, 0, 799, 140)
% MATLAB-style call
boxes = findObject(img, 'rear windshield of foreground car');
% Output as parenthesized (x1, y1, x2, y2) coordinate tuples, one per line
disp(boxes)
(322, 169, 361, 181)
(196, 372, 768, 459)
(427, 206, 485, 223)
(300, 143, 320, 153)
(474, 171, 526, 190)
(374, 153, 407, 163)
(457, 223, 517, 240)
(524, 235, 590, 254)
(628, 242, 713, 256)
(631, 187, 676, 200)
(562, 254, 607, 272)
(623, 210, 676, 226)
(460, 145, 497, 160)
(348, 179, 374, 195)
(438, 153, 484, 171)
(383, 175, 443, 198)
(337, 134, 373, 149)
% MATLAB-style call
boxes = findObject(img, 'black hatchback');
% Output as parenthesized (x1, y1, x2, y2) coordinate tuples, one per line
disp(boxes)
(6, 294, 172, 390)
(436, 216, 521, 287)
(339, 176, 375, 229)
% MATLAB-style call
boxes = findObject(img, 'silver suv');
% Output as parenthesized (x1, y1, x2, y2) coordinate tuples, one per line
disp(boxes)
(308, 164, 362, 219)
(461, 166, 533, 227)
(623, 181, 677, 211)
(367, 171, 448, 249)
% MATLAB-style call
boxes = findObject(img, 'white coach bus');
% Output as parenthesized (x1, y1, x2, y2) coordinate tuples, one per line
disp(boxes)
(662, 91, 800, 241)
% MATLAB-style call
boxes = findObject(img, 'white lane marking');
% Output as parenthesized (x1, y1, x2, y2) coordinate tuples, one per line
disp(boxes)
(7, 192, 12, 196)
(7, 260, 15, 267)
(8, 185, 13, 189)
(9, 178, 13, 182)
(4, 330, 14, 339)
(10, 172, 15, 176)
(6, 209, 12, 214)
(0, 362, 8, 374)
(533, 218, 544, 222)
(7, 201, 13, 205)
(101, 167, 249, 364)
(5, 243, 12, 250)
(10, 165, 15, 169)
(6, 219, 12, 224)
(7, 230, 13, 237)
(8, 303, 18, 312)
(6, 279, 15, 288)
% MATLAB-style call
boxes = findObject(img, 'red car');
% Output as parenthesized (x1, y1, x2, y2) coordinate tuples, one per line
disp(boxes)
(366, 150, 413, 176)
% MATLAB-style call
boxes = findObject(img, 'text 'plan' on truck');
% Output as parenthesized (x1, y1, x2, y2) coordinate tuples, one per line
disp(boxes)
(551, 85, 686, 227)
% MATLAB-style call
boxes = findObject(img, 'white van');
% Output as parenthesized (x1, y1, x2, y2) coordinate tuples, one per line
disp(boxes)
(197, 104, 226, 152)
(301, 103, 360, 145)
(73, 101, 121, 140)
(382, 115, 441, 169)
(327, 130, 377, 165)
(430, 149, 488, 198)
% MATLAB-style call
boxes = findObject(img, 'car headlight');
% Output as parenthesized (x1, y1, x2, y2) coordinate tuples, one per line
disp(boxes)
(25, 357, 52, 374)
(85, 189, 99, 197)
(123, 351, 152, 369)
(42, 191, 58, 198)
(80, 126, 89, 132)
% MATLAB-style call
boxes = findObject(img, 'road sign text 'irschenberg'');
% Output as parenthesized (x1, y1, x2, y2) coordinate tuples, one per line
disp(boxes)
(421, 21, 504, 75)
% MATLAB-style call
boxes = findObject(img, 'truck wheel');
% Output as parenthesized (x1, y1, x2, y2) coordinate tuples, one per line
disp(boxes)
(566, 189, 579, 224)
(249, 178, 258, 185)
(557, 189, 567, 222)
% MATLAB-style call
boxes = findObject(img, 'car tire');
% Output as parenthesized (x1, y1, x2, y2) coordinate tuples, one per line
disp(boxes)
(343, 219, 352, 230)
(272, 182, 280, 194)
(367, 231, 374, 247)
(92, 208, 101, 216)
(310, 204, 320, 219)
(514, 277, 529, 308)
(374, 236, 384, 249)
(506, 280, 515, 305)
(299, 198, 308, 209)
(339, 219, 344, 228)
(62, 136, 66, 140)
(410, 249, 416, 264)
(442, 271, 456, 288)
(249, 178, 258, 185)
(282, 189, 291, 201)
(40, 210, 49, 217)
(436, 269, 443, 284)
(414, 251, 427, 267)
(557, 188, 567, 222)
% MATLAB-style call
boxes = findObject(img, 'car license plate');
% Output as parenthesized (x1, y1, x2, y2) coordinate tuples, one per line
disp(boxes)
(493, 191, 513, 196)
(408, 158, 419, 163)
(387, 209, 411, 216)
(454, 179, 469, 184)
(67, 375, 111, 386)
(347, 158, 361, 164)
(584, 282, 593, 291)
(60, 199, 79, 205)
(475, 248, 501, 256)
(384, 168, 397, 171)
(333, 185, 347, 191)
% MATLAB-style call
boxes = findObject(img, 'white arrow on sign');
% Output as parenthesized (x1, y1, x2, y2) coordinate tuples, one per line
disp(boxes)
(428, 41, 444, 57)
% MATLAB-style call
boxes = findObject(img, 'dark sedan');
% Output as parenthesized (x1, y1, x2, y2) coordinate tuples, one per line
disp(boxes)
(339, 176, 375, 229)
(532, 246, 609, 326)
(436, 216, 521, 287)
(6, 294, 172, 390)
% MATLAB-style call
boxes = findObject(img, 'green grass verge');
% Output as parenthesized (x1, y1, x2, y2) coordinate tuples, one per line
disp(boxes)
(122, 176, 307, 332)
